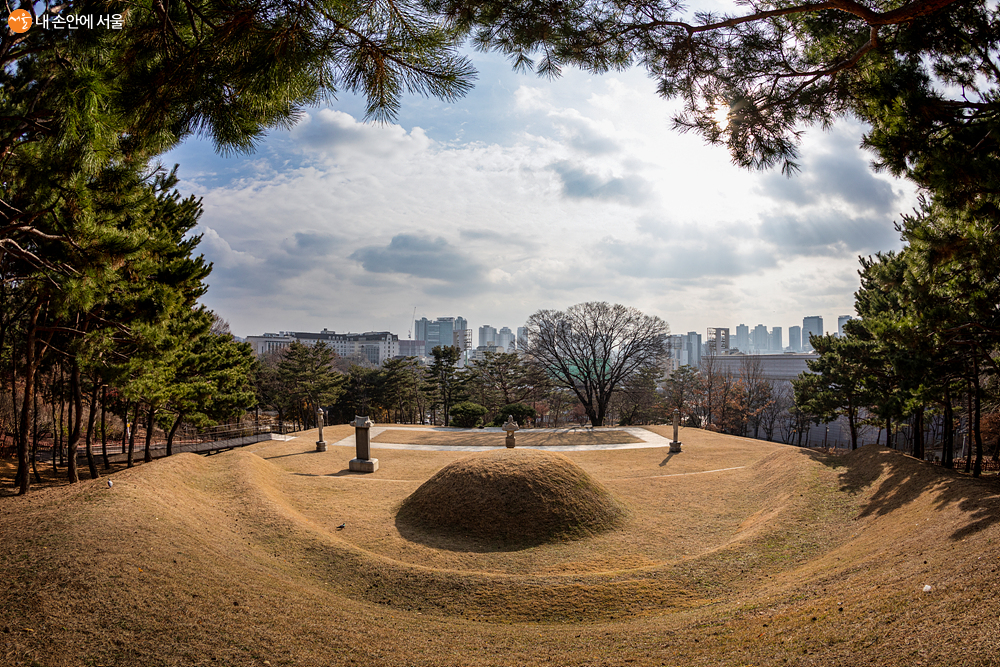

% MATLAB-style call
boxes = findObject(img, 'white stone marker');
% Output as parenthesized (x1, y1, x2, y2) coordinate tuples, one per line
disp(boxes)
(349, 415, 379, 472)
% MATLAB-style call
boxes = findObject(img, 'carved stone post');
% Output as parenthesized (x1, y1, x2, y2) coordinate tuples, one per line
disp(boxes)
(349, 415, 379, 472)
(670, 409, 682, 453)
(502, 415, 519, 448)
(315, 407, 327, 452)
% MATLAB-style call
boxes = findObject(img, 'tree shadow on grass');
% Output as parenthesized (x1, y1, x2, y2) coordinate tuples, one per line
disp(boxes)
(801, 445, 1000, 542)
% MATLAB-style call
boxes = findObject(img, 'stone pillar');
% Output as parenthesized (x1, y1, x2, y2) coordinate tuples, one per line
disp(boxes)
(349, 415, 379, 472)
(502, 415, 519, 448)
(670, 409, 682, 453)
(315, 407, 327, 452)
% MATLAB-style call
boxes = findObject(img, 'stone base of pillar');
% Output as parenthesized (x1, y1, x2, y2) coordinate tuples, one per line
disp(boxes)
(349, 457, 379, 472)
(505, 435, 516, 449)
(316, 441, 327, 452)
(669, 441, 682, 453)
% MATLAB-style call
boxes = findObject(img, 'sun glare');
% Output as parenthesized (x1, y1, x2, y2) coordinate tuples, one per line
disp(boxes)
(713, 102, 730, 130)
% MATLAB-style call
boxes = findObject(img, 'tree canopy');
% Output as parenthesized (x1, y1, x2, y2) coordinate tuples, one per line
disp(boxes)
(428, 0, 997, 201)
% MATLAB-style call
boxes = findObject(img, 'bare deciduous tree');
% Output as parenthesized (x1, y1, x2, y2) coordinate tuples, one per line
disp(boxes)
(524, 302, 668, 427)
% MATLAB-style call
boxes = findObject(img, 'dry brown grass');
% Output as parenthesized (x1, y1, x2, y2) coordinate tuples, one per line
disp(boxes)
(371, 428, 642, 446)
(1, 424, 998, 667)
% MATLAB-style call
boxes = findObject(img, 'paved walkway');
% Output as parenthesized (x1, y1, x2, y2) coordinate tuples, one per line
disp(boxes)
(330, 426, 675, 452)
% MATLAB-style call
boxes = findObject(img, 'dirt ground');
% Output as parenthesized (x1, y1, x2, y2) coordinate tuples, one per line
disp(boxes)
(1, 424, 999, 666)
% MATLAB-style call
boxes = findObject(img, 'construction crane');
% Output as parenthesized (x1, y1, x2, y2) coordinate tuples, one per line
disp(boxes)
(407, 306, 417, 339)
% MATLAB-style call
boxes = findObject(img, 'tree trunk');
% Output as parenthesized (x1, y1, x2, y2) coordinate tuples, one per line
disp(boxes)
(912, 407, 924, 461)
(144, 404, 155, 463)
(942, 391, 954, 469)
(16, 302, 41, 495)
(67, 360, 83, 483)
(85, 381, 99, 480)
(848, 401, 858, 450)
(166, 412, 185, 456)
(120, 401, 129, 455)
(31, 384, 42, 484)
(127, 402, 139, 468)
(101, 385, 110, 469)
(972, 360, 983, 478)
(964, 386, 973, 474)
(51, 373, 60, 476)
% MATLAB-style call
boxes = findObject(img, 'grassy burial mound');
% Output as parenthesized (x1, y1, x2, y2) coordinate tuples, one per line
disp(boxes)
(395, 448, 627, 547)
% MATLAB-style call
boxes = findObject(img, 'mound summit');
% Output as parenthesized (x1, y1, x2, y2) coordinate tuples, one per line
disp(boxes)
(396, 448, 628, 546)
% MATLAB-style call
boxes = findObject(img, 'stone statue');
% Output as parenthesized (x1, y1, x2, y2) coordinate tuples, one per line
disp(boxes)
(315, 407, 327, 452)
(502, 415, 519, 448)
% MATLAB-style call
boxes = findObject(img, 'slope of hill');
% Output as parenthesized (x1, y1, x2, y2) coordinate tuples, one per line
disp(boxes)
(1, 427, 997, 666)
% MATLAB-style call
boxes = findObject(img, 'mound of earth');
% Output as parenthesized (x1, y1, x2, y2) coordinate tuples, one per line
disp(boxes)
(396, 448, 627, 546)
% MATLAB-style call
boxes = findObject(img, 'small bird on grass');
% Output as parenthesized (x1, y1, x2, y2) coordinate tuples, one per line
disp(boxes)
(336, 522, 346, 530)
(107, 480, 114, 488)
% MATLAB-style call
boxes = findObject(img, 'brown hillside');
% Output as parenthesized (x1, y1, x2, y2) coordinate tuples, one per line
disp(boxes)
(0, 427, 998, 667)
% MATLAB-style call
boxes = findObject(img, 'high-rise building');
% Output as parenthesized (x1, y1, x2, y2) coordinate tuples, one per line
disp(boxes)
(686, 331, 702, 367)
(735, 324, 750, 352)
(802, 316, 823, 351)
(789, 326, 802, 352)
(707, 327, 730, 355)
(478, 324, 497, 348)
(516, 326, 527, 350)
(415, 316, 465, 355)
(770, 326, 783, 352)
(497, 326, 515, 352)
(752, 324, 769, 351)
(837, 315, 853, 337)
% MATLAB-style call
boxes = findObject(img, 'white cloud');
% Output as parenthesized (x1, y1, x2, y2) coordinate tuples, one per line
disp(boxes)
(170, 64, 918, 338)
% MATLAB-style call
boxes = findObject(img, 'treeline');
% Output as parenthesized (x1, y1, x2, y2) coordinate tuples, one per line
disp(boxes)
(662, 358, 799, 443)
(792, 200, 1000, 476)
(254, 342, 671, 430)
(0, 171, 258, 489)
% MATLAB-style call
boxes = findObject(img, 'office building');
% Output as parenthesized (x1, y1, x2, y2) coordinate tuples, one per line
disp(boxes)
(517, 326, 527, 350)
(686, 331, 702, 367)
(802, 316, 823, 351)
(789, 326, 802, 352)
(838, 315, 853, 337)
(497, 326, 515, 352)
(735, 324, 750, 352)
(752, 324, 769, 352)
(770, 326, 782, 352)
(416, 316, 467, 355)
(479, 324, 497, 348)
(246, 330, 399, 365)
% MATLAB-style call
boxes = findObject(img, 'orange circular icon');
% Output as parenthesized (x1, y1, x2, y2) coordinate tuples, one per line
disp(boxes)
(8, 9, 32, 33)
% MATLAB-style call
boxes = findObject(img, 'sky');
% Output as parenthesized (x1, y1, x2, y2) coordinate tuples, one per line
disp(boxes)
(163, 48, 919, 343)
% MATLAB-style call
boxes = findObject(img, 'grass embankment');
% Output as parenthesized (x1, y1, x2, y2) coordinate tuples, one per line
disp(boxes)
(0, 425, 998, 666)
